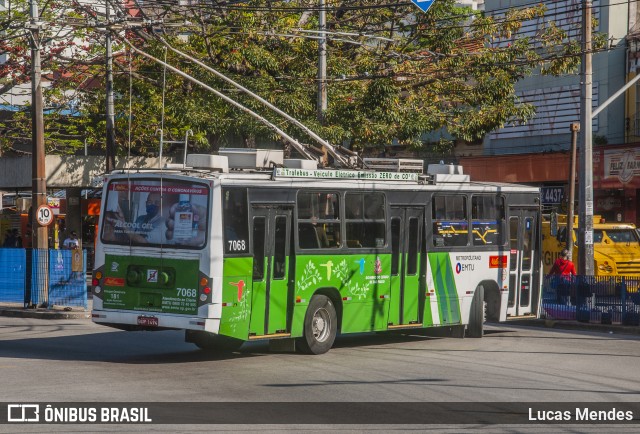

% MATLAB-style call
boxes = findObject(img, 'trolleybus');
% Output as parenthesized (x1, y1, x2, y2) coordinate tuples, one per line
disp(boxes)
(91, 154, 541, 354)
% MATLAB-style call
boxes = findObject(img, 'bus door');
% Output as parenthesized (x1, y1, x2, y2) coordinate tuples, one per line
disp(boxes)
(389, 207, 424, 326)
(250, 205, 292, 337)
(507, 207, 537, 316)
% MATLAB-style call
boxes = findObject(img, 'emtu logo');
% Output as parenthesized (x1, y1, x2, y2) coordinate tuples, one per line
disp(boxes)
(7, 404, 40, 422)
(456, 263, 474, 274)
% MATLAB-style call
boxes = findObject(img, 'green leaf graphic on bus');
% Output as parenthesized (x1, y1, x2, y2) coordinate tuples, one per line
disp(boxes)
(298, 261, 322, 291)
(333, 259, 350, 286)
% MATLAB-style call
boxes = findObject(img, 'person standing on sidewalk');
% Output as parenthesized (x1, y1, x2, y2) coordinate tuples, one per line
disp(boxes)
(549, 249, 576, 276)
(549, 249, 576, 304)
(63, 231, 80, 250)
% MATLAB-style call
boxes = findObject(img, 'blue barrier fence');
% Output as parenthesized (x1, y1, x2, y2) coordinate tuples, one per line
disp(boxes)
(541, 275, 640, 325)
(0, 248, 87, 309)
(0, 248, 26, 303)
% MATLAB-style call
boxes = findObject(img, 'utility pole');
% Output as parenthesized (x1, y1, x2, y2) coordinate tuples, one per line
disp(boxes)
(317, 0, 328, 165)
(29, 0, 49, 305)
(105, 0, 116, 173)
(578, 0, 594, 275)
(567, 123, 579, 261)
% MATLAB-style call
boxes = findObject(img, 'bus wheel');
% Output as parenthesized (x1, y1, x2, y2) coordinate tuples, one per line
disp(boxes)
(297, 295, 337, 355)
(186, 330, 244, 352)
(466, 285, 484, 338)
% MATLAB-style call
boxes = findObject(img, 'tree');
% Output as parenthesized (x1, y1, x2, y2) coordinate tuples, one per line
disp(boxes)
(0, 0, 607, 158)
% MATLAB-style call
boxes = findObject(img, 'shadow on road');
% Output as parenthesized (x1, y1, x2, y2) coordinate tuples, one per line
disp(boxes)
(0, 322, 567, 364)
(0, 327, 264, 364)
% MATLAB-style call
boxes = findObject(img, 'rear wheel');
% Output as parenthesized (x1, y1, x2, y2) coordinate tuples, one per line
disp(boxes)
(466, 285, 485, 338)
(186, 330, 244, 352)
(296, 295, 337, 355)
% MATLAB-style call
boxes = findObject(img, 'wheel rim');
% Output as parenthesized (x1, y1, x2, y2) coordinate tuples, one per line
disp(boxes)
(312, 307, 331, 342)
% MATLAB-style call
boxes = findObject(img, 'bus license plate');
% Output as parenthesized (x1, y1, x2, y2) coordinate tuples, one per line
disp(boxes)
(137, 316, 158, 327)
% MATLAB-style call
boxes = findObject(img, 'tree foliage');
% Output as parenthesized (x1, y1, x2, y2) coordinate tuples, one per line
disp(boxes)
(0, 0, 607, 157)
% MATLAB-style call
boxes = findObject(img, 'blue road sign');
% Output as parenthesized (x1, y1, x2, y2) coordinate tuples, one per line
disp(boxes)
(411, 0, 436, 13)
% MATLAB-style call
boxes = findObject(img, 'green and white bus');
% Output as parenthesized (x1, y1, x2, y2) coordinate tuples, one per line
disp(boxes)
(91, 154, 541, 354)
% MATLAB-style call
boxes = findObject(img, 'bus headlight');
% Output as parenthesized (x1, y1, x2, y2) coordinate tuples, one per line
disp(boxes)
(598, 261, 613, 274)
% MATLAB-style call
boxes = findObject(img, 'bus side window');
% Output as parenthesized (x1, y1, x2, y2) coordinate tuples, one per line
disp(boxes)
(471, 195, 505, 246)
(432, 195, 468, 247)
(223, 188, 249, 254)
(297, 191, 341, 249)
(345, 192, 385, 248)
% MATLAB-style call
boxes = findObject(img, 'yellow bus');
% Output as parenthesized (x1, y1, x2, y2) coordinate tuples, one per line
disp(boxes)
(542, 214, 640, 276)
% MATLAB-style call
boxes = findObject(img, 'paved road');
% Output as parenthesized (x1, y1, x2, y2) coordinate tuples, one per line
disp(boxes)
(1, 318, 639, 402)
(1, 318, 639, 431)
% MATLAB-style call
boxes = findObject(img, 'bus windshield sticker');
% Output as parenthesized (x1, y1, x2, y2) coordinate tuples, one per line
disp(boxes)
(102, 179, 209, 249)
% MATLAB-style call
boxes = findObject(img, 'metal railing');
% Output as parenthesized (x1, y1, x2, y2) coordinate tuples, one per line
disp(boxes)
(0, 248, 87, 309)
(541, 275, 640, 325)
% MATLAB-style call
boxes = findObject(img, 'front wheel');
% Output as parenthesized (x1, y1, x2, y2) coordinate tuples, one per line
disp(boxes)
(466, 285, 485, 338)
(296, 295, 337, 355)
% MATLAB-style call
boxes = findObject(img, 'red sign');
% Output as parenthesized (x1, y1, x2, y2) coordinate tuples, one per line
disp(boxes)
(489, 255, 508, 268)
(104, 277, 125, 287)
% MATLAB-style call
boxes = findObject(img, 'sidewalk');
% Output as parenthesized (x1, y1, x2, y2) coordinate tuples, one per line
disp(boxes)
(0, 298, 92, 320)
(506, 317, 640, 336)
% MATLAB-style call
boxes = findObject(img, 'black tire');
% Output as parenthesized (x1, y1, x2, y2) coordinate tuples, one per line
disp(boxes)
(466, 285, 484, 338)
(186, 330, 244, 352)
(296, 295, 337, 355)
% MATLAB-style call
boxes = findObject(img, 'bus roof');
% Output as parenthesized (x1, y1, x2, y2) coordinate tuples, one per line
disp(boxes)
(103, 168, 539, 194)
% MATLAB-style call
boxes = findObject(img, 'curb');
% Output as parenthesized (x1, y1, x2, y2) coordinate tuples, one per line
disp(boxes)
(507, 318, 640, 336)
(0, 306, 91, 320)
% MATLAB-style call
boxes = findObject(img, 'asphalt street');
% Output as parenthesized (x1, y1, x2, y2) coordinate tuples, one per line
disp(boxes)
(0, 318, 639, 432)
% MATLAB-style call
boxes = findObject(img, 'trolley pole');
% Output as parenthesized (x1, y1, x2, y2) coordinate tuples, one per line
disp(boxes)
(578, 0, 594, 275)
(29, 0, 49, 305)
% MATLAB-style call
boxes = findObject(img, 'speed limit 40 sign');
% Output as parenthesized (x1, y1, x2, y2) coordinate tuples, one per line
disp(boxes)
(36, 204, 54, 226)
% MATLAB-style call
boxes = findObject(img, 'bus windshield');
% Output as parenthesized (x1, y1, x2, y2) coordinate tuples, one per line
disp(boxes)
(598, 229, 640, 244)
(101, 178, 209, 249)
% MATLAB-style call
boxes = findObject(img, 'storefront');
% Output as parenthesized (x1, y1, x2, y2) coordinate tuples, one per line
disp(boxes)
(593, 146, 640, 224)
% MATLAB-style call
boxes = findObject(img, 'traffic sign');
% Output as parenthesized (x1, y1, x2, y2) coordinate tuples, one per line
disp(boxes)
(36, 204, 54, 226)
(411, 0, 436, 13)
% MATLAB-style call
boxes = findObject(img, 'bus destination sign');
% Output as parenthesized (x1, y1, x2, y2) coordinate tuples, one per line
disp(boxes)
(274, 168, 419, 182)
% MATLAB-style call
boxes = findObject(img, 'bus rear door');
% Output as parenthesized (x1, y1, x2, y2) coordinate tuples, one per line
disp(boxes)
(507, 207, 538, 316)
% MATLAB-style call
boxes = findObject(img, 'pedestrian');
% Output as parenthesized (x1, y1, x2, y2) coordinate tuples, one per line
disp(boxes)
(2, 229, 12, 247)
(63, 231, 80, 249)
(2, 229, 21, 248)
(549, 249, 576, 276)
(549, 248, 576, 305)
(11, 229, 22, 248)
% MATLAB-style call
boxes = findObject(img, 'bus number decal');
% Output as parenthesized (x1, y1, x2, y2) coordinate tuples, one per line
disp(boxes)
(177, 288, 197, 298)
(228, 240, 246, 251)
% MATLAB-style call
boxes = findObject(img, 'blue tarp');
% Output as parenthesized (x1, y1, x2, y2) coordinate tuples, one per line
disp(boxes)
(0, 248, 87, 308)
